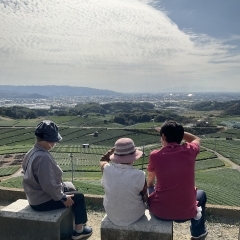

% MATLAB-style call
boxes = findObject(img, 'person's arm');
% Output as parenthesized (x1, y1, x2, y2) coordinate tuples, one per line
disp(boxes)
(146, 153, 156, 188)
(99, 147, 115, 173)
(100, 161, 109, 172)
(155, 127, 161, 133)
(183, 132, 201, 146)
(140, 179, 148, 202)
(62, 194, 74, 207)
(37, 156, 65, 201)
(147, 171, 156, 187)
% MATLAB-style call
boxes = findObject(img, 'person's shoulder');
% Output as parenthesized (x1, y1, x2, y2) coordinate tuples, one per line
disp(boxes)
(131, 168, 145, 183)
(103, 162, 111, 168)
(34, 150, 52, 164)
(36, 150, 50, 158)
(23, 148, 33, 159)
(102, 162, 113, 171)
(31, 145, 48, 155)
(186, 141, 200, 147)
(183, 141, 200, 152)
(150, 148, 161, 155)
(133, 168, 145, 175)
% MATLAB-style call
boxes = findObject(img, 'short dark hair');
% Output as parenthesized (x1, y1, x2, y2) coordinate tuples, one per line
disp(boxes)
(159, 120, 184, 144)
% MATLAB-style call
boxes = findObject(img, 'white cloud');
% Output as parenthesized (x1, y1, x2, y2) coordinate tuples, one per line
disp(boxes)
(0, 0, 240, 92)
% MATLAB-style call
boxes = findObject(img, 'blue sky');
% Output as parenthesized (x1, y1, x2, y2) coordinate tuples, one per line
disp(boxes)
(0, 0, 240, 93)
(157, 0, 240, 38)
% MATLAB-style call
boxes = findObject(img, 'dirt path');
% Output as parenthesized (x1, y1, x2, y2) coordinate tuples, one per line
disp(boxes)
(0, 168, 23, 181)
(201, 146, 240, 172)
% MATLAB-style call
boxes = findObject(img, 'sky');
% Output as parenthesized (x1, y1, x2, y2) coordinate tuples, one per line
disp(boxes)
(0, 0, 240, 93)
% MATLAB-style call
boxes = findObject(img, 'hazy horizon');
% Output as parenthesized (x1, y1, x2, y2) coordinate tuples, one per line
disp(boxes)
(1, 85, 240, 95)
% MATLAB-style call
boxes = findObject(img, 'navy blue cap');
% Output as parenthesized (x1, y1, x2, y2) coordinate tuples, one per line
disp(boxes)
(35, 120, 62, 143)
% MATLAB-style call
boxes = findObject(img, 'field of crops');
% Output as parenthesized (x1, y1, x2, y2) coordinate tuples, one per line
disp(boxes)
(49, 115, 123, 128)
(50, 146, 221, 173)
(202, 139, 240, 165)
(0, 118, 17, 127)
(0, 118, 46, 127)
(0, 166, 21, 177)
(196, 168, 240, 206)
(0, 116, 240, 207)
(0, 128, 35, 146)
(0, 127, 158, 148)
(204, 128, 240, 139)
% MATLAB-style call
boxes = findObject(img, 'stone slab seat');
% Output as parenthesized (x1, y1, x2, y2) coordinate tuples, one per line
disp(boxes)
(101, 209, 173, 240)
(0, 199, 73, 240)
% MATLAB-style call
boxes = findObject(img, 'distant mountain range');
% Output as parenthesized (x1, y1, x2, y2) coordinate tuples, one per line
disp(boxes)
(0, 85, 120, 98)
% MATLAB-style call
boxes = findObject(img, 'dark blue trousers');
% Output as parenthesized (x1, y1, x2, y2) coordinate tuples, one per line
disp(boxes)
(30, 191, 88, 225)
(189, 190, 207, 237)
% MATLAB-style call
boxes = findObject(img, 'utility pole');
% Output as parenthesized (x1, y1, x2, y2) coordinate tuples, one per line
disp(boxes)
(142, 142, 145, 171)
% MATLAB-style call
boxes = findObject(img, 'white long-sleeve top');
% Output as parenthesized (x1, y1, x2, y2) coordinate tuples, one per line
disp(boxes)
(22, 143, 65, 205)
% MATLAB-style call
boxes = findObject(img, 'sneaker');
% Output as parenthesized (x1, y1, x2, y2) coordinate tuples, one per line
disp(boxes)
(191, 231, 208, 240)
(71, 226, 93, 240)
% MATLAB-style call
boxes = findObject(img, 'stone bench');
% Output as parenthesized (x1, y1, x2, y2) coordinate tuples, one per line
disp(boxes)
(101, 210, 173, 240)
(0, 199, 73, 240)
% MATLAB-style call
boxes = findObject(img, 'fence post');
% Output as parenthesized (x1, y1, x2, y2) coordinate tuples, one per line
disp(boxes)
(70, 153, 73, 183)
(142, 142, 145, 171)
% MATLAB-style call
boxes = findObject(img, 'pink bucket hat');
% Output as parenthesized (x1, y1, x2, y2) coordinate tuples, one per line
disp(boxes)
(109, 138, 143, 164)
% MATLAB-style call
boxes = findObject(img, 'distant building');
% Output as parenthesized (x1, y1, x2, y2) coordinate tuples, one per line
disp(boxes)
(94, 131, 99, 137)
(196, 119, 209, 127)
(82, 144, 90, 148)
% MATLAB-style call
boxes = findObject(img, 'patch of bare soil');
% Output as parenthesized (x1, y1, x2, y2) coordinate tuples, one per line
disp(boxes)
(0, 154, 25, 167)
(173, 216, 239, 240)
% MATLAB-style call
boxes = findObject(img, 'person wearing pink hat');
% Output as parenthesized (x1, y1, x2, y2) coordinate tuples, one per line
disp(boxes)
(100, 138, 148, 226)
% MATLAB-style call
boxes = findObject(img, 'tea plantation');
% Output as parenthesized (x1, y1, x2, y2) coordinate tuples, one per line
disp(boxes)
(0, 117, 240, 207)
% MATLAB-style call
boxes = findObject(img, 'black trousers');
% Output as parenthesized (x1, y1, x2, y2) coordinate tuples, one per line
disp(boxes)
(30, 191, 88, 225)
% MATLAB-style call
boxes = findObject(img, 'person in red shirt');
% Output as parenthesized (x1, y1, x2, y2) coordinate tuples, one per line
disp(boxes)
(147, 120, 208, 240)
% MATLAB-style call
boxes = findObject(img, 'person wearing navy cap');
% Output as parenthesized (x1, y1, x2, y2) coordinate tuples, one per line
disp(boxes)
(22, 120, 92, 240)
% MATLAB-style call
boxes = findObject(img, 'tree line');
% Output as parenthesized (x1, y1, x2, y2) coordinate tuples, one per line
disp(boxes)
(191, 100, 240, 115)
(0, 106, 49, 119)
(0, 102, 191, 125)
(113, 111, 188, 125)
(0, 102, 156, 119)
